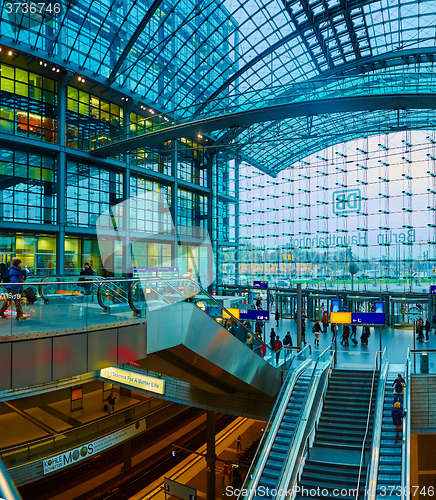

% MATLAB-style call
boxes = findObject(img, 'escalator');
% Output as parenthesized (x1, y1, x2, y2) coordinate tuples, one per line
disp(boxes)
(238, 347, 333, 500)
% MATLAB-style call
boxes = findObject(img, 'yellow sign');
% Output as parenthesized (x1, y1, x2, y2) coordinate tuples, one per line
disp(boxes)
(100, 367, 165, 395)
(222, 308, 240, 319)
(330, 312, 352, 324)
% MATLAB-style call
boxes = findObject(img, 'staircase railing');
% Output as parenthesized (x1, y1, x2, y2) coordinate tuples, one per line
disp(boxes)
(355, 348, 386, 500)
(365, 351, 389, 500)
(237, 345, 312, 500)
(0, 457, 22, 499)
(401, 349, 411, 500)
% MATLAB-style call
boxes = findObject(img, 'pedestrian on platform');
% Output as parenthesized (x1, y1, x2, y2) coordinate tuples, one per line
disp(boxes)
(350, 324, 357, 342)
(260, 342, 266, 357)
(275, 308, 280, 327)
(236, 435, 242, 453)
(393, 374, 406, 405)
(433, 313, 436, 334)
(302, 320, 306, 345)
(321, 311, 328, 333)
(283, 331, 293, 350)
(331, 323, 337, 343)
(0, 263, 8, 283)
(392, 402, 407, 444)
(0, 259, 28, 321)
(79, 262, 94, 295)
(182, 268, 196, 302)
(361, 325, 370, 346)
(417, 320, 424, 343)
(340, 325, 350, 346)
(312, 321, 321, 347)
(269, 328, 276, 349)
(107, 392, 116, 413)
(425, 318, 431, 343)
(274, 335, 283, 364)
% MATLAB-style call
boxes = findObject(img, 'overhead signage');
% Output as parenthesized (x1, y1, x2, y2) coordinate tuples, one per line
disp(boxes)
(134, 267, 179, 279)
(100, 367, 165, 395)
(223, 309, 270, 321)
(351, 313, 385, 325)
(431, 286, 436, 295)
(43, 419, 146, 474)
(164, 478, 196, 500)
(330, 312, 351, 324)
(253, 281, 268, 289)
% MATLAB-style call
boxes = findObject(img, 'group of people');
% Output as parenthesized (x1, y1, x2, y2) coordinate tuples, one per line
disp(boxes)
(416, 317, 433, 343)
(392, 374, 407, 444)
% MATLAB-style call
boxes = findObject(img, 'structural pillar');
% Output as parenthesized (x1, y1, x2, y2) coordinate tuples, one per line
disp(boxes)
(206, 410, 216, 500)
(297, 283, 302, 350)
(170, 140, 179, 269)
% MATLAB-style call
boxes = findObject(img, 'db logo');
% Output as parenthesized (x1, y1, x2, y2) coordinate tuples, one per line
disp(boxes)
(332, 189, 361, 215)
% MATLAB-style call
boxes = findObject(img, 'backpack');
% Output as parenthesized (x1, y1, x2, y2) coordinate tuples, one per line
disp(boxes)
(395, 381, 403, 393)
(274, 339, 282, 351)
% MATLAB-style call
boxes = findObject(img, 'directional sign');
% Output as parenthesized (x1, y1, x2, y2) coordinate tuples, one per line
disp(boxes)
(351, 313, 384, 325)
(408, 307, 421, 321)
(164, 478, 196, 500)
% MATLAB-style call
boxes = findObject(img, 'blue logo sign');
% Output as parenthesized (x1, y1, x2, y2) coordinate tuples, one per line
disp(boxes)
(333, 189, 361, 215)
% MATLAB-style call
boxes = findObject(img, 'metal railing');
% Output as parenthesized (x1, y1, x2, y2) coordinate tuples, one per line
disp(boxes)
(0, 397, 169, 469)
(365, 351, 389, 500)
(355, 349, 386, 500)
(0, 458, 22, 500)
(401, 349, 411, 500)
(238, 345, 312, 499)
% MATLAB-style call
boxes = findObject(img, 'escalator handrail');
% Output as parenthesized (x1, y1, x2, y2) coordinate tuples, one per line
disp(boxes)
(272, 346, 333, 499)
(365, 353, 389, 500)
(401, 348, 411, 500)
(0, 457, 22, 500)
(242, 345, 313, 500)
(128, 277, 277, 357)
(39, 274, 106, 302)
(126, 280, 172, 313)
(96, 281, 131, 311)
(355, 348, 386, 500)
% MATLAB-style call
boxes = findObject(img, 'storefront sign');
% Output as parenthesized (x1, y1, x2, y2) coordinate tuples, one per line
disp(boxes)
(43, 419, 146, 474)
(100, 367, 165, 395)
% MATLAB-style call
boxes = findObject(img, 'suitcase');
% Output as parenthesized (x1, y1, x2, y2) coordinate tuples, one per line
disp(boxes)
(104, 404, 108, 412)
(24, 287, 37, 304)
(352, 338, 358, 346)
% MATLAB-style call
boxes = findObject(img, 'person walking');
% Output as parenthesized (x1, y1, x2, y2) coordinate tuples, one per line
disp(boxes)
(425, 318, 431, 343)
(256, 294, 262, 310)
(275, 309, 280, 327)
(321, 311, 328, 333)
(283, 331, 292, 358)
(0, 259, 28, 321)
(0, 263, 9, 283)
(274, 335, 283, 364)
(182, 268, 196, 302)
(236, 435, 242, 453)
(340, 325, 350, 346)
(331, 323, 337, 343)
(433, 313, 436, 334)
(312, 321, 321, 347)
(393, 374, 406, 405)
(107, 392, 116, 413)
(301, 319, 306, 345)
(361, 325, 370, 346)
(350, 324, 357, 342)
(79, 261, 94, 295)
(392, 402, 407, 444)
(417, 320, 424, 343)
(269, 328, 276, 349)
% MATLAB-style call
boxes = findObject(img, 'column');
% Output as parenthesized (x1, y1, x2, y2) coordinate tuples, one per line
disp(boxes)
(206, 153, 214, 290)
(297, 283, 302, 349)
(170, 140, 179, 268)
(206, 410, 216, 500)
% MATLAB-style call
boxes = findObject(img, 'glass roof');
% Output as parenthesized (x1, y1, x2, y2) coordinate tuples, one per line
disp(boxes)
(1, 0, 436, 173)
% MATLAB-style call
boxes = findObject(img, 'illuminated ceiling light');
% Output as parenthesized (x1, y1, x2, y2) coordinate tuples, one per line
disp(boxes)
(56, 68, 60, 73)
(39, 61, 43, 65)
(149, 109, 154, 114)
(52, 67, 56, 71)
(198, 134, 203, 138)
(44, 63, 47, 67)
(8, 51, 13, 56)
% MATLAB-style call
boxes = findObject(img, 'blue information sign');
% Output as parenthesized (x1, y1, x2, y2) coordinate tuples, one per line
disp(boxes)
(253, 281, 268, 289)
(351, 313, 384, 325)
(431, 286, 436, 295)
(240, 309, 270, 321)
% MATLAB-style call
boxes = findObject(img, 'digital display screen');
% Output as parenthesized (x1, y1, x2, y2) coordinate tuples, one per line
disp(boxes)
(375, 302, 384, 313)
(331, 300, 340, 313)
(431, 286, 436, 295)
(253, 281, 268, 289)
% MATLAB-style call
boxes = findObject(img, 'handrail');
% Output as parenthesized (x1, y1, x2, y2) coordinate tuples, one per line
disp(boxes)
(355, 348, 386, 500)
(97, 281, 132, 311)
(128, 277, 277, 357)
(290, 351, 334, 500)
(272, 346, 333, 500)
(401, 349, 411, 500)
(239, 345, 312, 499)
(365, 352, 389, 500)
(39, 274, 107, 302)
(0, 458, 22, 500)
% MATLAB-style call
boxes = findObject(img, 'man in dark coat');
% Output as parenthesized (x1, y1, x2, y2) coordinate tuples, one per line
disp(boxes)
(392, 401, 407, 444)
(0, 259, 28, 321)
(80, 262, 94, 295)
